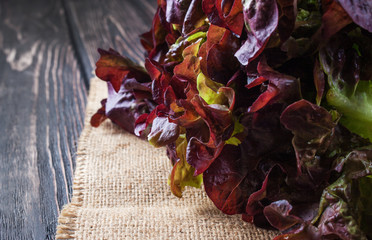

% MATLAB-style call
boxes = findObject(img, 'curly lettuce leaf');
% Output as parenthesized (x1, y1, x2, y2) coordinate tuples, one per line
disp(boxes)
(280, 100, 336, 177)
(319, 29, 372, 141)
(263, 200, 303, 232)
(235, 0, 279, 65)
(165, 0, 205, 35)
(320, 0, 352, 40)
(204, 26, 240, 84)
(337, 0, 372, 32)
(314, 148, 372, 240)
(202, 0, 244, 36)
(92, 1, 372, 238)
(95, 48, 150, 92)
(203, 144, 254, 215)
(273, 148, 372, 240)
(276, 0, 297, 42)
(91, 49, 154, 134)
(148, 116, 180, 147)
(248, 57, 301, 113)
(90, 99, 108, 127)
(168, 134, 203, 197)
(196, 72, 227, 105)
(186, 94, 234, 175)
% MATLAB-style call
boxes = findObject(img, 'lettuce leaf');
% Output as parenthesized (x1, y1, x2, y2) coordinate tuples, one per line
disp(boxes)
(319, 29, 372, 141)
(91, 0, 372, 239)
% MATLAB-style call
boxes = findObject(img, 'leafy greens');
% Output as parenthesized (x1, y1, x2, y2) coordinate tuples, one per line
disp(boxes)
(91, 0, 372, 239)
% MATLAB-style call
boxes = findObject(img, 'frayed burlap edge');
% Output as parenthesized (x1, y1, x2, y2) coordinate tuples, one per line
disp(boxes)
(55, 145, 88, 239)
(55, 78, 99, 240)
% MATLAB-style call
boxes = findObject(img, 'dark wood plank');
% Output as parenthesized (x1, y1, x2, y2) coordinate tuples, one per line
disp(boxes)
(64, 0, 156, 70)
(0, 0, 87, 239)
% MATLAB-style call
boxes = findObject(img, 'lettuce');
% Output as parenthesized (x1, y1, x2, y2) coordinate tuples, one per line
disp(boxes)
(91, 0, 372, 239)
(319, 29, 372, 141)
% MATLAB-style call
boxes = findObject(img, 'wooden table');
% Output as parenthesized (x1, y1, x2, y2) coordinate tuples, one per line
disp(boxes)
(0, 0, 155, 238)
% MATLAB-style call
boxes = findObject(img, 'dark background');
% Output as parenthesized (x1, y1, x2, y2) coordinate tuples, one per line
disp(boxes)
(0, 0, 155, 239)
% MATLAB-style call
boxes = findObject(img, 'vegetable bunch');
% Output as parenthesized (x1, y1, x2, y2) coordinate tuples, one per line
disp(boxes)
(91, 0, 372, 239)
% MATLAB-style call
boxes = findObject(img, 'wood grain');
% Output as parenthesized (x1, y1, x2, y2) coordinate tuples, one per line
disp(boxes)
(0, 0, 87, 239)
(64, 0, 156, 69)
(0, 0, 156, 238)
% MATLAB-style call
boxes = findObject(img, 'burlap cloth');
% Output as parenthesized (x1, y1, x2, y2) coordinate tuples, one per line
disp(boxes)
(56, 78, 277, 239)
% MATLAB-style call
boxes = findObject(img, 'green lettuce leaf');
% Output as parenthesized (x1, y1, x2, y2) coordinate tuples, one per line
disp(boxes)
(319, 29, 372, 141)
(168, 134, 203, 197)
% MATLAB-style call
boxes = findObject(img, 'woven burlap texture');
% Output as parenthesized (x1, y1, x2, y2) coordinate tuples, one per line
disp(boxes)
(56, 78, 277, 240)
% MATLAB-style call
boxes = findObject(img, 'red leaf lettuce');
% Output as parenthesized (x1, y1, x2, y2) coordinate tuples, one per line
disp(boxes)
(91, 0, 372, 239)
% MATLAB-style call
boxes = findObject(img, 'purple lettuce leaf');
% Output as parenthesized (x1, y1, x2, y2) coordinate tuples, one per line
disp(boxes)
(280, 99, 337, 178)
(248, 57, 301, 113)
(202, 0, 244, 36)
(235, 0, 279, 66)
(263, 200, 303, 232)
(319, 0, 353, 40)
(90, 99, 108, 127)
(148, 116, 180, 147)
(273, 147, 372, 240)
(95, 48, 151, 92)
(337, 0, 372, 33)
(166, 0, 205, 35)
(276, 0, 297, 42)
(91, 1, 372, 239)
(186, 94, 234, 175)
(91, 49, 155, 135)
(203, 144, 256, 215)
(204, 26, 240, 84)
